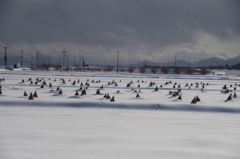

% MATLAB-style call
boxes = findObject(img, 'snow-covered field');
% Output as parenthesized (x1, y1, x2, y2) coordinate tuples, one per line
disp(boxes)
(1, 69, 240, 158)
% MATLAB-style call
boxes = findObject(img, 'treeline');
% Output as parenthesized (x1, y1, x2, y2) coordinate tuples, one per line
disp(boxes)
(31, 63, 240, 75)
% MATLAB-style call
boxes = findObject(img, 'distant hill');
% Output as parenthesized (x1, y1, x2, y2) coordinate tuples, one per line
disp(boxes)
(225, 55, 240, 66)
(128, 59, 190, 67)
(192, 57, 226, 67)
(1, 54, 240, 68)
(129, 55, 240, 67)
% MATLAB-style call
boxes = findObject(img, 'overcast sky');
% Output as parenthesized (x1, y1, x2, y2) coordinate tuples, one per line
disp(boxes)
(0, 0, 240, 65)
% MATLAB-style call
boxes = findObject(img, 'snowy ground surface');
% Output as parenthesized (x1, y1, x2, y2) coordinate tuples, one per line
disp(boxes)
(1, 69, 240, 158)
(1, 69, 240, 111)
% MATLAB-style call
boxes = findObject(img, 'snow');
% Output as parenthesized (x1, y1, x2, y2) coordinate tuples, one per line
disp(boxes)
(1, 69, 240, 158)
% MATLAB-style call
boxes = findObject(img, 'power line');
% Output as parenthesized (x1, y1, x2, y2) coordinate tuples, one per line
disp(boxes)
(39, 51, 62, 55)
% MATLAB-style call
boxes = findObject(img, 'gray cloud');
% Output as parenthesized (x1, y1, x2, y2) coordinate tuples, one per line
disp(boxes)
(0, 0, 240, 64)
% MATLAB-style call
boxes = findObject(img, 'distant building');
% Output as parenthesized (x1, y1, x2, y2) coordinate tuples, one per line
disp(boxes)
(14, 63, 20, 68)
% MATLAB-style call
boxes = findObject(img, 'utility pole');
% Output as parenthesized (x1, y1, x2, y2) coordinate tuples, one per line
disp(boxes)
(21, 50, 24, 67)
(62, 50, 66, 71)
(82, 57, 85, 72)
(116, 51, 119, 73)
(66, 55, 68, 68)
(36, 51, 39, 68)
(59, 54, 61, 71)
(175, 52, 177, 68)
(3, 47, 7, 70)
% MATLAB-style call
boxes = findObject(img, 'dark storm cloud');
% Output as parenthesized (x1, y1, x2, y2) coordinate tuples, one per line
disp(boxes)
(0, 0, 239, 46)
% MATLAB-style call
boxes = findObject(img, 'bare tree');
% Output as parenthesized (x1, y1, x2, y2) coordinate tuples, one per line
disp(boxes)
(106, 65, 114, 72)
(64, 66, 70, 72)
(118, 68, 126, 72)
(160, 67, 170, 74)
(30, 65, 35, 70)
(94, 67, 101, 72)
(128, 67, 135, 73)
(139, 66, 147, 74)
(38, 63, 50, 71)
(198, 67, 210, 75)
(53, 64, 61, 71)
(173, 67, 181, 74)
(150, 67, 159, 74)
(184, 68, 197, 75)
